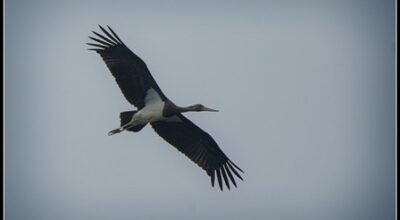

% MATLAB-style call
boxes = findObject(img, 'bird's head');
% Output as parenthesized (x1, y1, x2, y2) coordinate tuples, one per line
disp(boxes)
(186, 104, 219, 112)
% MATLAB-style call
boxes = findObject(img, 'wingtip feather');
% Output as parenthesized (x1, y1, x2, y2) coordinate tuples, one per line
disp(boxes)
(107, 25, 124, 44)
(229, 160, 244, 173)
(227, 161, 243, 181)
(216, 168, 223, 191)
(210, 170, 215, 187)
(224, 163, 237, 188)
(220, 166, 230, 190)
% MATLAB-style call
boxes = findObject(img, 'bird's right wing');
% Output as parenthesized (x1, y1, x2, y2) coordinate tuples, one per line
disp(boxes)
(88, 25, 167, 109)
(151, 114, 244, 190)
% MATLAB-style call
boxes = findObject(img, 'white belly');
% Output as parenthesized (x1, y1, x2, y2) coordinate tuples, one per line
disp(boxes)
(131, 88, 182, 124)
(135, 102, 166, 123)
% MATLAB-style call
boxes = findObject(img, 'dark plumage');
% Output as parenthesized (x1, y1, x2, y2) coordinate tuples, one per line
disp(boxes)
(88, 25, 244, 190)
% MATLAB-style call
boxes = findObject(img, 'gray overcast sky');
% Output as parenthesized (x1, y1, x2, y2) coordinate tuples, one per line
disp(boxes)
(5, 0, 395, 220)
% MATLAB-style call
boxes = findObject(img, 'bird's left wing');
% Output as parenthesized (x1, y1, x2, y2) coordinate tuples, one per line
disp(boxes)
(88, 25, 167, 109)
(151, 114, 244, 190)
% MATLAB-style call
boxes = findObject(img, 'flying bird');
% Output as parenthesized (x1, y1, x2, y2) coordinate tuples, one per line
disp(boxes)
(87, 25, 243, 190)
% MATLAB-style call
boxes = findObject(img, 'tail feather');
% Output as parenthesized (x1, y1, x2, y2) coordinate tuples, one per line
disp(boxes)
(120, 111, 146, 132)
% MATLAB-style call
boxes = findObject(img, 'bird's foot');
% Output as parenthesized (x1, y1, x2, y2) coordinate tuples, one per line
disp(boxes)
(108, 128, 123, 136)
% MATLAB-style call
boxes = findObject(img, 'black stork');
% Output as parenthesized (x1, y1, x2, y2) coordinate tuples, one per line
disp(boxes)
(87, 25, 243, 190)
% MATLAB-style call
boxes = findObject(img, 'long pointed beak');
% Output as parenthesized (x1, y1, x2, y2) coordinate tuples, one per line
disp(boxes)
(203, 107, 219, 112)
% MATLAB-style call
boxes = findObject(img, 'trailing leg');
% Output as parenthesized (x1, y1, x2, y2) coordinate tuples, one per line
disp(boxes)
(120, 111, 147, 132)
(108, 127, 124, 136)
(108, 118, 144, 136)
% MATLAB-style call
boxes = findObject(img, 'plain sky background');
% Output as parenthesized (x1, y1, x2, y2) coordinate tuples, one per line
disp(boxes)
(5, 0, 395, 220)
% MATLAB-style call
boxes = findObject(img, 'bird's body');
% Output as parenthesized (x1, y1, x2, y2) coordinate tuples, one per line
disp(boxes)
(88, 25, 243, 190)
(108, 88, 194, 135)
(136, 101, 166, 123)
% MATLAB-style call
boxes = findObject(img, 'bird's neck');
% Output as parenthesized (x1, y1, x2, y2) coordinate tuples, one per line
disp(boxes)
(178, 106, 194, 113)
(163, 101, 189, 117)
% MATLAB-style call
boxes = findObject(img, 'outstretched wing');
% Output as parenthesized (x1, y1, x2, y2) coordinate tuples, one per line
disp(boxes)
(88, 25, 167, 109)
(151, 114, 244, 190)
